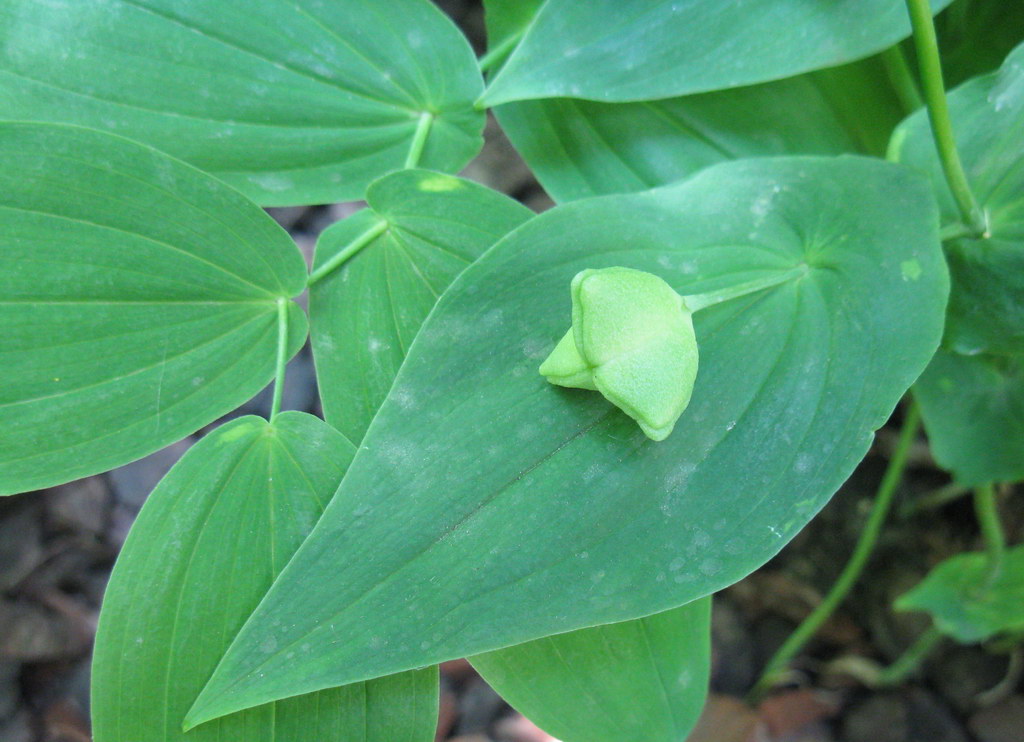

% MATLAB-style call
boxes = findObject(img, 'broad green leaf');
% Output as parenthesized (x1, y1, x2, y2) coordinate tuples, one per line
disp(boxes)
(186, 156, 946, 724)
(937, 0, 1024, 87)
(0, 123, 307, 497)
(310, 173, 709, 741)
(492, 57, 905, 203)
(480, 0, 952, 105)
(891, 41, 1024, 355)
(92, 412, 438, 741)
(309, 169, 532, 443)
(914, 350, 1024, 486)
(896, 545, 1024, 642)
(0, 0, 485, 206)
(471, 600, 710, 742)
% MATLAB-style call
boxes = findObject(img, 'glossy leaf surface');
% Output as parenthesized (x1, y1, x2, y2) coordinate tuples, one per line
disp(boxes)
(188, 156, 947, 724)
(0, 0, 485, 205)
(92, 412, 437, 741)
(310, 169, 532, 443)
(896, 546, 1024, 642)
(471, 600, 710, 742)
(481, 0, 952, 105)
(915, 350, 1024, 486)
(0, 123, 307, 496)
(891, 41, 1024, 355)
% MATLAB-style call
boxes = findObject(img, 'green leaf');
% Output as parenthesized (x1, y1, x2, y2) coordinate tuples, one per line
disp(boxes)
(92, 412, 437, 741)
(0, 123, 307, 497)
(470, 599, 710, 742)
(895, 545, 1024, 642)
(480, 0, 952, 105)
(493, 56, 905, 202)
(891, 41, 1024, 355)
(186, 156, 947, 724)
(0, 0, 485, 206)
(914, 350, 1024, 486)
(310, 172, 710, 740)
(309, 169, 533, 443)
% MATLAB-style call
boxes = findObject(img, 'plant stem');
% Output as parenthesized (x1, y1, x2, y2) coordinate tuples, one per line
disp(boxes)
(681, 266, 806, 313)
(269, 297, 288, 421)
(306, 219, 388, 287)
(973, 483, 1006, 584)
(478, 29, 525, 74)
(404, 111, 434, 169)
(904, 0, 987, 235)
(876, 626, 944, 686)
(881, 43, 923, 114)
(749, 401, 922, 702)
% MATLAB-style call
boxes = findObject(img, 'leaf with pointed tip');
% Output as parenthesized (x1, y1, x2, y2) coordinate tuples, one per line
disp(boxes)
(309, 169, 533, 443)
(891, 41, 1024, 355)
(311, 175, 710, 742)
(480, 0, 952, 105)
(0, 122, 307, 497)
(186, 156, 946, 725)
(896, 545, 1024, 642)
(914, 350, 1024, 486)
(0, 0, 485, 206)
(471, 600, 710, 742)
(92, 412, 437, 741)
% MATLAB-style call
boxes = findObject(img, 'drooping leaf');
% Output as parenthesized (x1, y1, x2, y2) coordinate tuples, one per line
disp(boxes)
(492, 58, 905, 203)
(483, 1, 906, 202)
(309, 169, 532, 443)
(891, 41, 1024, 355)
(479, 0, 952, 105)
(914, 350, 1024, 486)
(0, 0, 485, 206)
(0, 123, 307, 497)
(470, 599, 711, 742)
(896, 545, 1024, 642)
(186, 156, 947, 724)
(92, 412, 437, 741)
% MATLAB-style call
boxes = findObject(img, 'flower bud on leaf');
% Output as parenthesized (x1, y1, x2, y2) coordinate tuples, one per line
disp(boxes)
(539, 267, 698, 441)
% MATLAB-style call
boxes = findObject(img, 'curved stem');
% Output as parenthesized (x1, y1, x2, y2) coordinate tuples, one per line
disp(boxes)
(749, 400, 922, 702)
(681, 266, 806, 313)
(973, 483, 1006, 585)
(904, 0, 987, 235)
(269, 298, 288, 421)
(404, 111, 434, 169)
(876, 626, 943, 686)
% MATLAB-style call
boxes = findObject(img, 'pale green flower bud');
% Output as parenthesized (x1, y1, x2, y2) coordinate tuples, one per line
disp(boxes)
(539, 267, 698, 441)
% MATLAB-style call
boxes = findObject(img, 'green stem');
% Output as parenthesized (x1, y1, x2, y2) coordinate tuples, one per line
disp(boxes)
(973, 483, 1006, 584)
(876, 626, 943, 686)
(306, 219, 388, 287)
(939, 221, 977, 242)
(682, 266, 807, 313)
(269, 297, 288, 421)
(404, 111, 434, 169)
(749, 401, 922, 702)
(904, 0, 987, 235)
(478, 29, 524, 74)
(881, 44, 924, 114)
